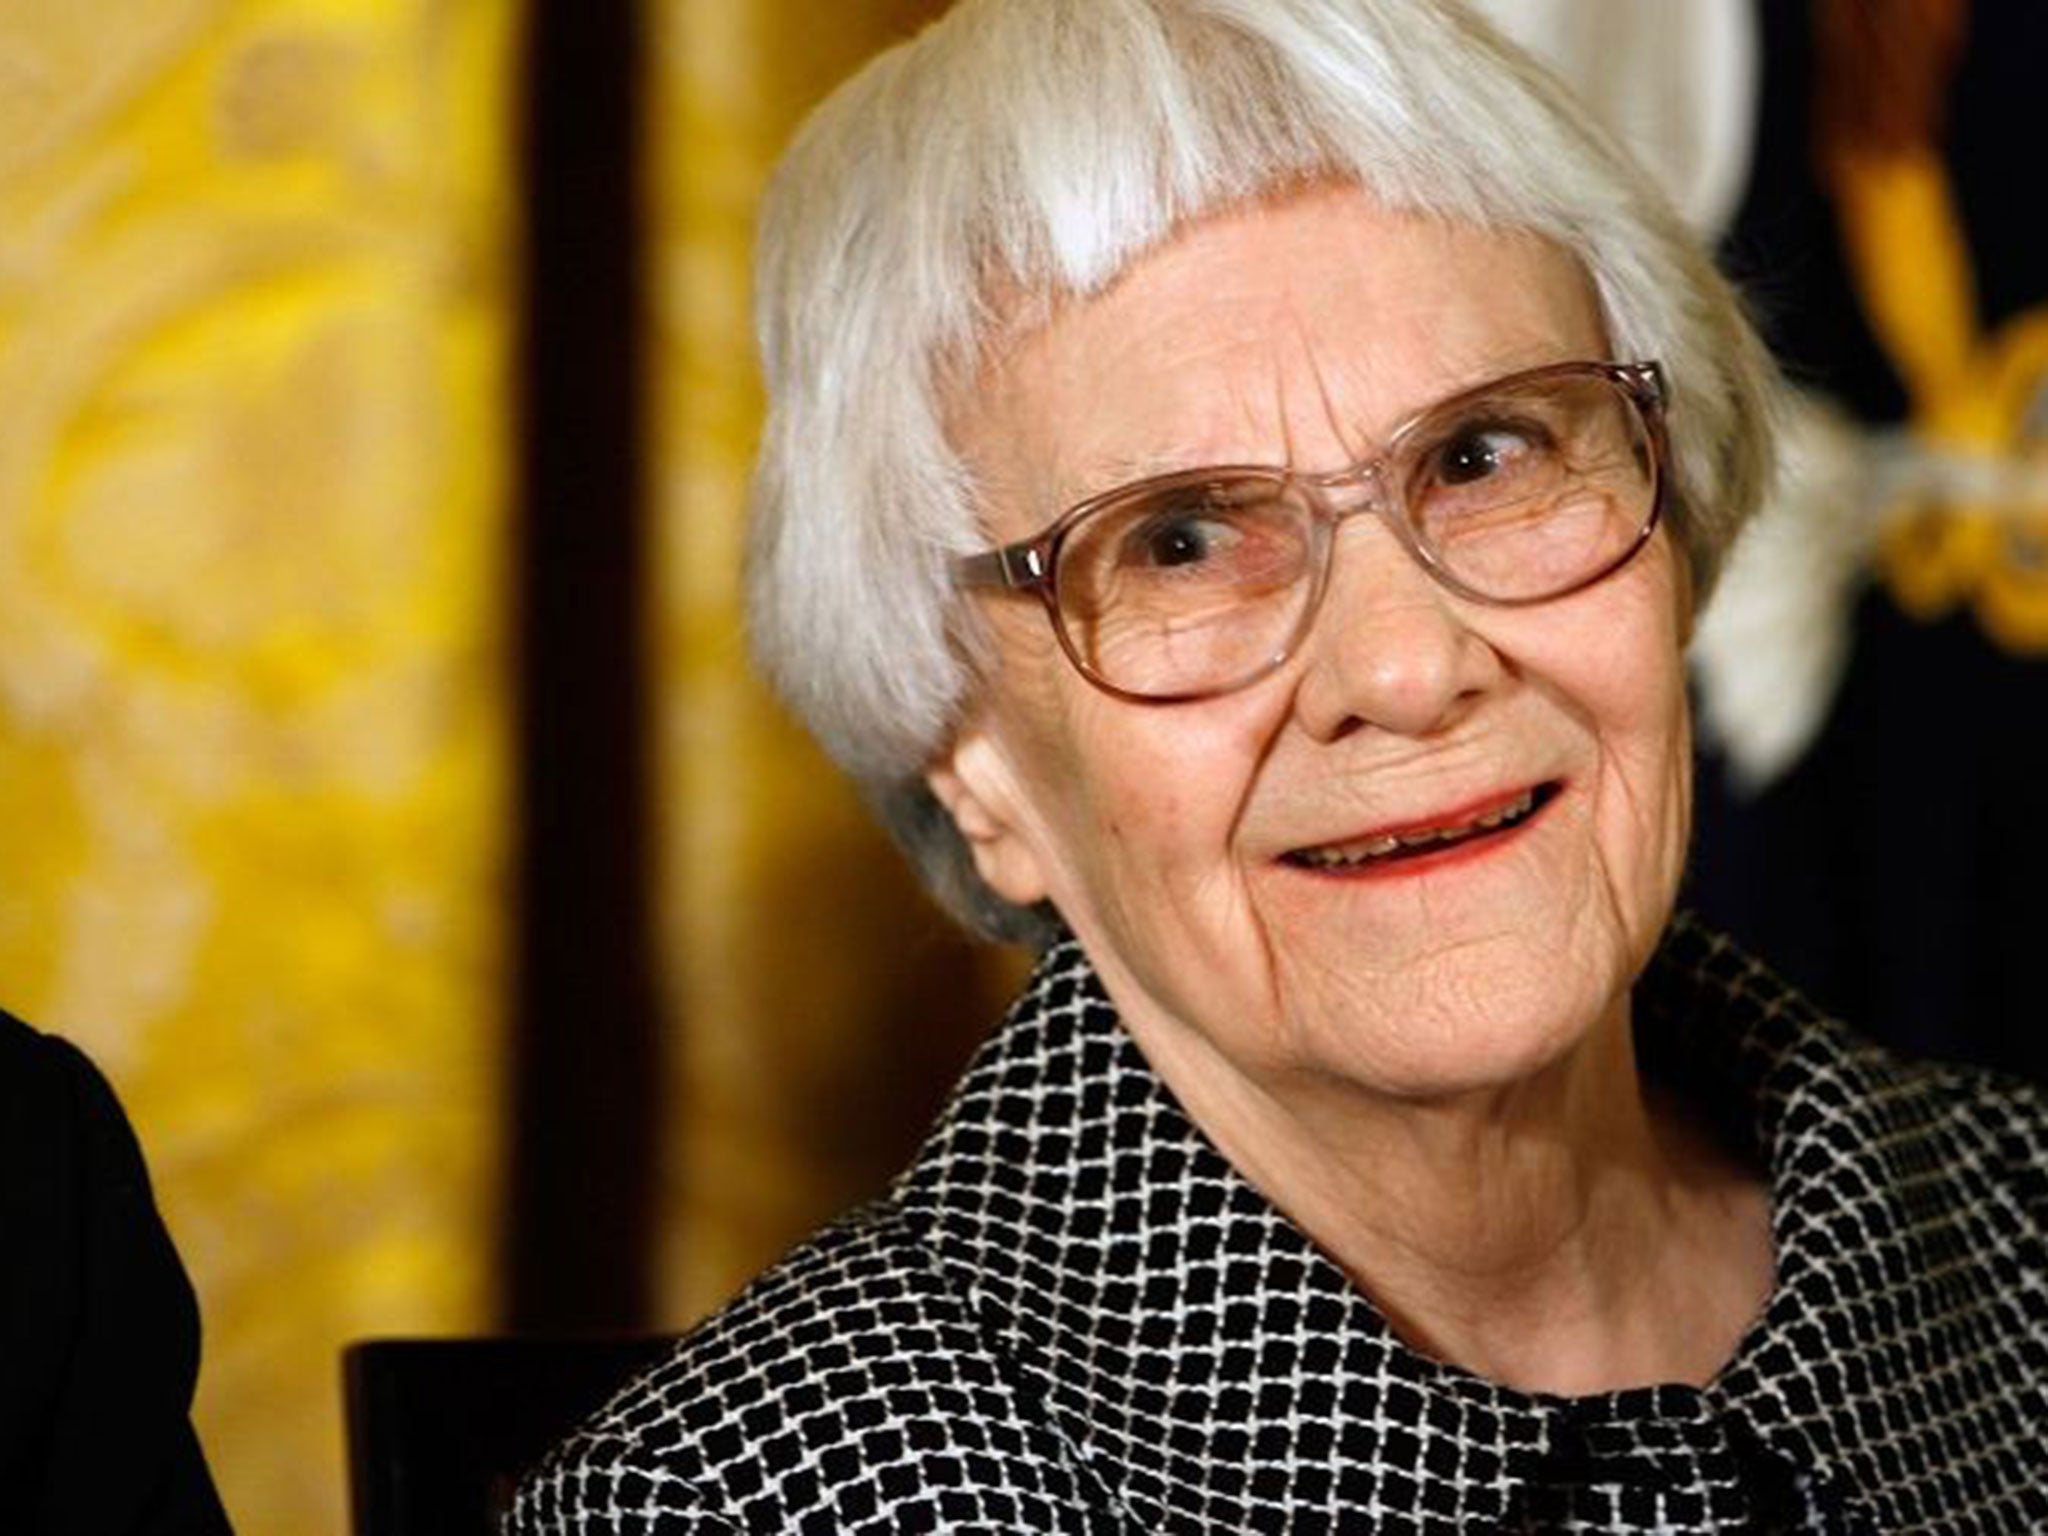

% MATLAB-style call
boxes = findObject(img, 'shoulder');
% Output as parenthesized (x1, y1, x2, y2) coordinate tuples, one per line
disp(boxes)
(1903, 1055, 2048, 1222)
(0, 1007, 151, 1179)
(1646, 919, 2048, 1217)
(510, 1198, 1110, 1535)
(0, 1008, 148, 1290)
(1809, 1031, 2048, 1284)
(0, 1008, 233, 1533)
(1781, 999, 2048, 1237)
(0, 1004, 91, 1120)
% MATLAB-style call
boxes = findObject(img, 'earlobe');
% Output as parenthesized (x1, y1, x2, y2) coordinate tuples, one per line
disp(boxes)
(925, 726, 1053, 907)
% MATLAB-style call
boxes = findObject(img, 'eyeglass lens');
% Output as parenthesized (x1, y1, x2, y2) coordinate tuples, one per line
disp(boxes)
(1052, 370, 1656, 699)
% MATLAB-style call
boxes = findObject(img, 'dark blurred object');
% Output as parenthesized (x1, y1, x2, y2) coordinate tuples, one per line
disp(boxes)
(0, 1010, 233, 1535)
(342, 1336, 674, 1536)
(1811, 0, 1965, 165)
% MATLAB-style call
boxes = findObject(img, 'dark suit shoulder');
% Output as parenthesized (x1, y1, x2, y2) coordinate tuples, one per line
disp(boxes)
(510, 1199, 1113, 1535)
(0, 1010, 117, 1410)
(0, 1008, 233, 1535)
(0, 1006, 96, 1141)
(1, 1011, 161, 1219)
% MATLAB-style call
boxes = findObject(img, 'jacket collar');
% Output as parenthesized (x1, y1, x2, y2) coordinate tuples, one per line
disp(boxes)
(896, 915, 2047, 1531)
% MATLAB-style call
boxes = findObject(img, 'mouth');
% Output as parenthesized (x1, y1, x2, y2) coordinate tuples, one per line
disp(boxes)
(1282, 781, 1562, 874)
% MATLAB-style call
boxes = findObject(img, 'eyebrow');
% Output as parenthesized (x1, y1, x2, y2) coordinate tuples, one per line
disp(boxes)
(1054, 446, 1273, 512)
(1050, 344, 1600, 511)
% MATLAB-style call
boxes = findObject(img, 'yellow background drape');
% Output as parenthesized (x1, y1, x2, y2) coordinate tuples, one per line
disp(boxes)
(0, 2, 517, 1532)
(648, 0, 1019, 1326)
(0, 3, 1021, 1532)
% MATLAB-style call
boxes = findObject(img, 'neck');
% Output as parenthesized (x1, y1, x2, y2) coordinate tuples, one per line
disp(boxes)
(1124, 998, 1775, 1396)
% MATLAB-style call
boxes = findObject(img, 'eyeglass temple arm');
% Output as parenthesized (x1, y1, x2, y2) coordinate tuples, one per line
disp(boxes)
(956, 542, 1050, 591)
(1619, 359, 1667, 412)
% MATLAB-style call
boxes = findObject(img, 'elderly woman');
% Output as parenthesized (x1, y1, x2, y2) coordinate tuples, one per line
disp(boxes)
(513, 0, 2048, 1530)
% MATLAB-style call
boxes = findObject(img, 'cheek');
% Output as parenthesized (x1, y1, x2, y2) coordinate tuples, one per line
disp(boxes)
(1083, 719, 1265, 871)
(1582, 630, 1693, 913)
(1603, 644, 1689, 769)
(1004, 688, 1276, 912)
(1525, 550, 1691, 883)
(1586, 552, 1692, 774)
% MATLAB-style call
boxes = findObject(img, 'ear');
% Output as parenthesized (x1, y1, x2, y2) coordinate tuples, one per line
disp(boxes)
(925, 721, 1053, 908)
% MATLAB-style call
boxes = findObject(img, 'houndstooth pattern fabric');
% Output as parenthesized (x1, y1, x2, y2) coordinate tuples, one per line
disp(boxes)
(509, 916, 2048, 1533)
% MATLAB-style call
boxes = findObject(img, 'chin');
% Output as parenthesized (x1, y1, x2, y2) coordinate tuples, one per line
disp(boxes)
(1270, 926, 1632, 1104)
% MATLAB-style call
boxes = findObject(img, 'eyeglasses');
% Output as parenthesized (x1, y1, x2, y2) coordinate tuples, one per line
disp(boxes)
(956, 359, 1670, 702)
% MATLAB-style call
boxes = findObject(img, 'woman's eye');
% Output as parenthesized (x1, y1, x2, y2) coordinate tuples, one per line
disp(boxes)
(1119, 495, 1242, 570)
(1139, 516, 1222, 567)
(1430, 419, 1548, 487)
(1079, 479, 1299, 590)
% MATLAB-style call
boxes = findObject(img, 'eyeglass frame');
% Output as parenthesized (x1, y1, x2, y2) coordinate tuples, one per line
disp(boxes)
(954, 358, 1672, 703)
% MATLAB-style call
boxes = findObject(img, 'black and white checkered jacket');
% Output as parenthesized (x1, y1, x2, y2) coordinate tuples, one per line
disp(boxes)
(510, 916, 2048, 1533)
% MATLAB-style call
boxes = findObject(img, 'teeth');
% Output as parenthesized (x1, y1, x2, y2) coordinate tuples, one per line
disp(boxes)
(1473, 790, 1535, 830)
(1296, 788, 1538, 869)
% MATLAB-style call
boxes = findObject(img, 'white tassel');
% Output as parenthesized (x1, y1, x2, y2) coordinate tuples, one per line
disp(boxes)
(1690, 393, 1873, 792)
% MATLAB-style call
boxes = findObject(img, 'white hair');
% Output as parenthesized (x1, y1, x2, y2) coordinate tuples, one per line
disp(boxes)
(746, 0, 1779, 942)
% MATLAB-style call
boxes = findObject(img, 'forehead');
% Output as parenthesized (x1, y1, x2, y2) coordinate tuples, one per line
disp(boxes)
(954, 183, 1607, 527)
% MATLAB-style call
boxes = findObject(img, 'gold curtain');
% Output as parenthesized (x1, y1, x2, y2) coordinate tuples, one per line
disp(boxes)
(1, 3, 1029, 1529)
(648, 0, 1022, 1324)
(0, 2, 519, 1532)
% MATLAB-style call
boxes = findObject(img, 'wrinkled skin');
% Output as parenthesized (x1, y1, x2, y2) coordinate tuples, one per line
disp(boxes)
(935, 185, 1693, 1121)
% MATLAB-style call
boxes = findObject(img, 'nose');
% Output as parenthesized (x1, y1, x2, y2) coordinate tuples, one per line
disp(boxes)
(1288, 515, 1504, 742)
